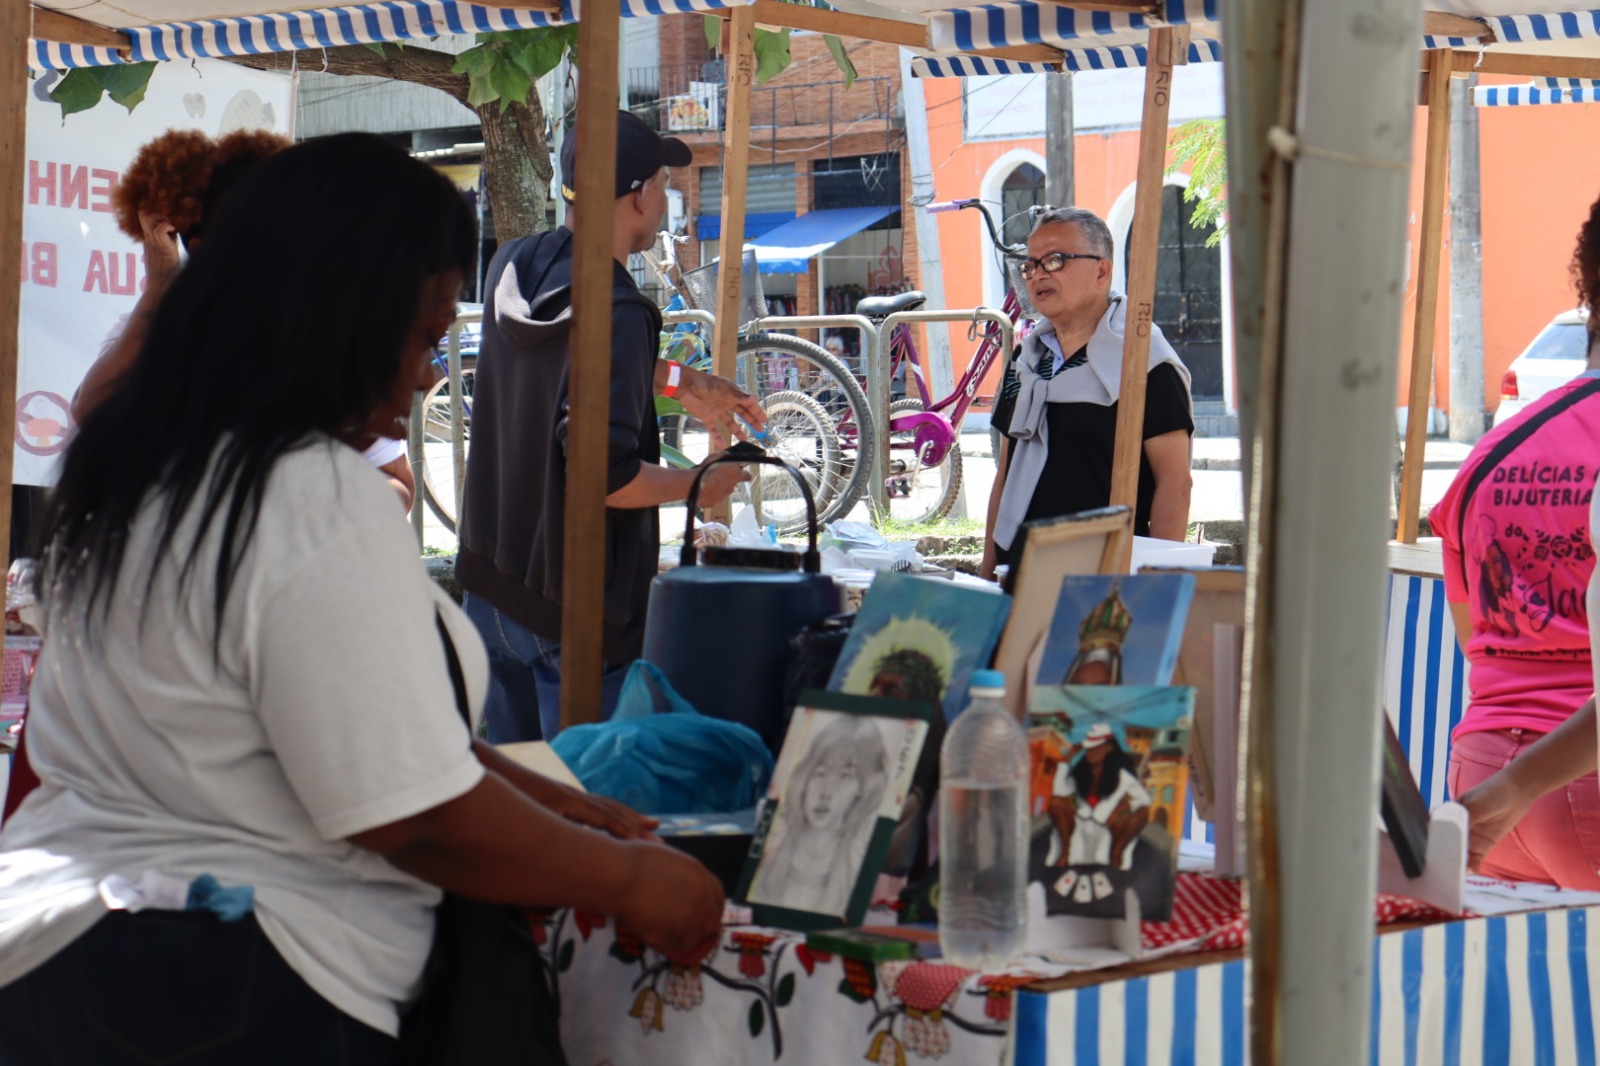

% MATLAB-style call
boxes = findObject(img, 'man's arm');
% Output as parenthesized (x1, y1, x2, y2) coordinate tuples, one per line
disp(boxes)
(1144, 429, 1193, 542)
(980, 436, 1011, 580)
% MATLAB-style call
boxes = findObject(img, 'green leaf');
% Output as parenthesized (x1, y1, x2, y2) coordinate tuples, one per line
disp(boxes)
(490, 61, 534, 113)
(363, 41, 387, 57)
(91, 62, 156, 111)
(748, 1000, 765, 1038)
(48, 69, 105, 119)
(753, 28, 793, 85)
(558, 939, 576, 973)
(822, 36, 856, 90)
(837, 976, 872, 1003)
(451, 44, 497, 79)
(705, 13, 722, 52)
(776, 973, 796, 1007)
(655, 395, 689, 418)
(660, 441, 694, 470)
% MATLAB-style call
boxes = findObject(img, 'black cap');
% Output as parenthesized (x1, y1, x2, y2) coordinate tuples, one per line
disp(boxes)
(560, 110, 692, 204)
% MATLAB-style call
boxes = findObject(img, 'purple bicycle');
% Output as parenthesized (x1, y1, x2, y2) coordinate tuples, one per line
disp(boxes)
(860, 198, 1038, 524)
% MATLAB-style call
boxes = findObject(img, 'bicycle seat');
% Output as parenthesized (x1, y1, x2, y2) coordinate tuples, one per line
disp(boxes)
(856, 291, 926, 319)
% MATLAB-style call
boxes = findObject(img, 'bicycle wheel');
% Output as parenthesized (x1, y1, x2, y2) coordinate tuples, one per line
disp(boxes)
(734, 390, 843, 536)
(419, 359, 476, 533)
(734, 333, 874, 526)
(884, 397, 963, 525)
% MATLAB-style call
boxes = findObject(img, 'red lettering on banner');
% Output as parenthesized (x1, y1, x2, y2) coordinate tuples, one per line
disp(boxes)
(28, 243, 57, 288)
(107, 252, 136, 295)
(89, 169, 117, 213)
(60, 166, 89, 211)
(84, 251, 109, 293)
(27, 161, 56, 207)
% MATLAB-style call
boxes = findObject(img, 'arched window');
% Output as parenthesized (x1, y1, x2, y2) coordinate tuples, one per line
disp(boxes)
(1001, 163, 1046, 247)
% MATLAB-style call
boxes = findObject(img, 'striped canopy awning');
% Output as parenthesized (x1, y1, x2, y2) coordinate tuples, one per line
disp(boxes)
(28, 0, 747, 70)
(1475, 75, 1600, 103)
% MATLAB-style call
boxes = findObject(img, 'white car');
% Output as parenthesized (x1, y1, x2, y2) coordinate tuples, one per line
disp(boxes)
(1494, 307, 1591, 426)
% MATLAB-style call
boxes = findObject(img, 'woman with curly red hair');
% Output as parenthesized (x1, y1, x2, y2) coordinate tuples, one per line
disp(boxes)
(1442, 192, 1600, 888)
(73, 128, 290, 423)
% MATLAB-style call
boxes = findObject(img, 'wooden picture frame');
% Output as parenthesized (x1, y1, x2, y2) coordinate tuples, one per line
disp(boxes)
(735, 690, 934, 931)
(1136, 566, 1245, 820)
(994, 506, 1134, 720)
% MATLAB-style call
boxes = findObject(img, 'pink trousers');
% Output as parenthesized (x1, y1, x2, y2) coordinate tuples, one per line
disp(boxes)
(1448, 727, 1600, 891)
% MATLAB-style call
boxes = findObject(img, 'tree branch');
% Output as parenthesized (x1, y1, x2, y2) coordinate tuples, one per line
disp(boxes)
(229, 44, 470, 107)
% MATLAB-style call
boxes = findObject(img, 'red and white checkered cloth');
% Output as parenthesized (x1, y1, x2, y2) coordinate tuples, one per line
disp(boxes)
(1141, 872, 1458, 954)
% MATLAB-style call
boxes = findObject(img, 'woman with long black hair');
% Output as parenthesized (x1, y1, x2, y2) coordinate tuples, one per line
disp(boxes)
(0, 133, 721, 1064)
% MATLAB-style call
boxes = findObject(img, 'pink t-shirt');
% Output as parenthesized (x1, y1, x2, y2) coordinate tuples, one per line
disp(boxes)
(1433, 376, 1600, 739)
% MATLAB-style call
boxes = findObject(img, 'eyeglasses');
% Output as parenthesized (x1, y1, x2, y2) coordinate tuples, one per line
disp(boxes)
(1018, 252, 1103, 279)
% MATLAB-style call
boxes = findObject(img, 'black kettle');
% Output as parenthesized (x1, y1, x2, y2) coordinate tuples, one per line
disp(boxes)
(641, 442, 841, 751)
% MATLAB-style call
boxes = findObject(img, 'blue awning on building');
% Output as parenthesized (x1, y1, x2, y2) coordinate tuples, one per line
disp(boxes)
(695, 212, 795, 242)
(747, 205, 898, 275)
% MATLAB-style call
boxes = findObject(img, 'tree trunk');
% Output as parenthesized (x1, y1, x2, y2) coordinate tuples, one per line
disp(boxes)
(475, 98, 550, 241)
(231, 43, 550, 240)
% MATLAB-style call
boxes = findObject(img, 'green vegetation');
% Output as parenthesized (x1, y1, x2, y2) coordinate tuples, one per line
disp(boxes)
(872, 515, 987, 540)
(1165, 118, 1229, 247)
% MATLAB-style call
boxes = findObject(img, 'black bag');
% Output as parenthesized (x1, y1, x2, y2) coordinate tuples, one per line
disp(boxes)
(397, 615, 568, 1066)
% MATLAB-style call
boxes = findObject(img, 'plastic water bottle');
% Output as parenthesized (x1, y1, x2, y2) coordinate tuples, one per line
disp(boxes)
(938, 669, 1029, 969)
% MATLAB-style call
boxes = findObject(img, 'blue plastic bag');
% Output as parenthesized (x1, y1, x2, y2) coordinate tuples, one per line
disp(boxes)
(550, 661, 774, 815)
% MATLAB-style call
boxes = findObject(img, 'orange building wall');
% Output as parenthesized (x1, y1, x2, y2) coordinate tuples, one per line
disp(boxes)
(924, 73, 1600, 418)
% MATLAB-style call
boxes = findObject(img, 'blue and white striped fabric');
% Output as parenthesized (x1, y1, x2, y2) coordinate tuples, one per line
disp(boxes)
(909, 55, 1059, 77)
(28, 0, 749, 71)
(1475, 81, 1600, 106)
(926, 0, 1219, 59)
(1484, 8, 1600, 46)
(1014, 906, 1600, 1065)
(1383, 574, 1469, 811)
(1056, 36, 1222, 71)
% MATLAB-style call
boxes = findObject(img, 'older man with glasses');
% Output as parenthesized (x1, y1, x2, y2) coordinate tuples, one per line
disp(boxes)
(980, 207, 1194, 580)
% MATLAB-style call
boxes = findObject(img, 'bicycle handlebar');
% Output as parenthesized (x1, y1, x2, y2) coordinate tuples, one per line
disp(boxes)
(924, 198, 1036, 260)
(925, 199, 973, 214)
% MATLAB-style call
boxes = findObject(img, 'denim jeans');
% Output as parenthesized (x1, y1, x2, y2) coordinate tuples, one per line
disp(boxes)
(0, 911, 395, 1065)
(462, 592, 627, 742)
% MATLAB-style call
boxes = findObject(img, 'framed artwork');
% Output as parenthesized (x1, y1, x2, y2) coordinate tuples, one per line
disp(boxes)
(736, 691, 934, 931)
(828, 571, 1010, 723)
(993, 506, 1133, 720)
(1028, 685, 1195, 920)
(1035, 573, 1197, 688)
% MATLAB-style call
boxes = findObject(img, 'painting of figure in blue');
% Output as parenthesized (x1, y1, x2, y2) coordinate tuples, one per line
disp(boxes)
(829, 572, 1010, 723)
(1036, 574, 1196, 688)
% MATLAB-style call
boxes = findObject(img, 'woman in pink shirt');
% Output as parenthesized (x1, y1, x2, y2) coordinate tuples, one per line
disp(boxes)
(1439, 195, 1600, 888)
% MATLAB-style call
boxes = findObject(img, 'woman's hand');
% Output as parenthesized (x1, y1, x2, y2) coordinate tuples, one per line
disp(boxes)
(674, 365, 767, 450)
(139, 211, 182, 283)
(1457, 771, 1535, 872)
(620, 842, 725, 961)
(550, 786, 659, 842)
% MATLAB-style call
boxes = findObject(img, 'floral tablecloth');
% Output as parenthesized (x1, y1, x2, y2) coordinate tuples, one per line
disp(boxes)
(540, 910, 1015, 1066)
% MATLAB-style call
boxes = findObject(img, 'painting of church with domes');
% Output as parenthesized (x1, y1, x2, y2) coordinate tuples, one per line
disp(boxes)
(1034, 574, 1197, 689)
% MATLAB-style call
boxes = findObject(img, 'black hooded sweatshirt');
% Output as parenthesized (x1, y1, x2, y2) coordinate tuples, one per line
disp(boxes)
(455, 226, 663, 662)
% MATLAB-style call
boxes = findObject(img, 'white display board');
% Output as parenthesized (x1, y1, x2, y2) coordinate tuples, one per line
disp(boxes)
(963, 63, 1225, 140)
(17, 60, 293, 485)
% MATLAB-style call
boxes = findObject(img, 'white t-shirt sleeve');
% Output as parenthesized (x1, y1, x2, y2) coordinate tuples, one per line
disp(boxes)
(250, 522, 484, 842)
(362, 437, 407, 467)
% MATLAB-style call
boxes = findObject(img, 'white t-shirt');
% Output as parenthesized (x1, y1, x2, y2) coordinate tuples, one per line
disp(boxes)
(0, 440, 485, 1035)
(363, 436, 407, 467)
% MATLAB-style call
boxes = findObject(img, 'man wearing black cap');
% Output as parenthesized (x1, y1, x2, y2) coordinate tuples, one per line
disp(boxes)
(457, 109, 766, 743)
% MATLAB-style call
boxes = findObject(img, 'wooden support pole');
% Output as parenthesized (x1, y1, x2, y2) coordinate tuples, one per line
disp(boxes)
(1108, 24, 1187, 568)
(1, 0, 26, 581)
(559, 0, 621, 730)
(706, 4, 754, 523)
(1397, 52, 1451, 543)
(28, 6, 133, 51)
(1447, 50, 1600, 80)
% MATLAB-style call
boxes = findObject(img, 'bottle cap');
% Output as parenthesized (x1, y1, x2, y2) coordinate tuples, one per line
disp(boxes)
(969, 669, 1005, 693)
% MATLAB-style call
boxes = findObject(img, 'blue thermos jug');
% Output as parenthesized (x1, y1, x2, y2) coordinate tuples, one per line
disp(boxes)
(642, 441, 841, 751)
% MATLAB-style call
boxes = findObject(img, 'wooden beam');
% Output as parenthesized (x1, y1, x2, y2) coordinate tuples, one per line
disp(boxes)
(715, 0, 924, 48)
(559, 0, 621, 730)
(1422, 11, 1493, 42)
(968, 44, 1066, 64)
(1397, 51, 1452, 544)
(1449, 49, 1600, 80)
(28, 6, 130, 51)
(1108, 23, 1187, 568)
(706, 5, 755, 525)
(2, 0, 27, 582)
